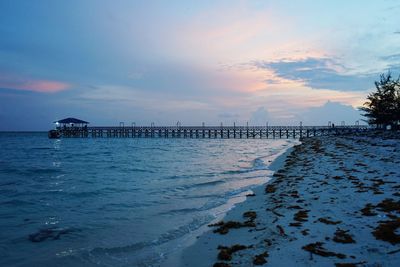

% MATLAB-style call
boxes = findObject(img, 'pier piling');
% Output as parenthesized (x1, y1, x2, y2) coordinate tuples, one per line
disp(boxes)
(50, 125, 370, 139)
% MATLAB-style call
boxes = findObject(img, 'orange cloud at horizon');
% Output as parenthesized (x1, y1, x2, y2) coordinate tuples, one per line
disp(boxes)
(0, 74, 70, 93)
(20, 80, 70, 93)
(204, 65, 368, 124)
(251, 82, 367, 111)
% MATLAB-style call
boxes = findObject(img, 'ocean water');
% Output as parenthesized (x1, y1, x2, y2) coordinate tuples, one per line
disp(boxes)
(0, 132, 296, 267)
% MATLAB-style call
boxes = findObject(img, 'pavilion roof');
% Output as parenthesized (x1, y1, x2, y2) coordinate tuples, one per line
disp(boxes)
(54, 117, 89, 124)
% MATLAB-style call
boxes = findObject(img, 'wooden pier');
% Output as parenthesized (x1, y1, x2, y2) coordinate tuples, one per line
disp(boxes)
(52, 125, 370, 139)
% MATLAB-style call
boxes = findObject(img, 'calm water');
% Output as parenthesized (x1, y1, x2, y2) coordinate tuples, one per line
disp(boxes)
(0, 132, 295, 266)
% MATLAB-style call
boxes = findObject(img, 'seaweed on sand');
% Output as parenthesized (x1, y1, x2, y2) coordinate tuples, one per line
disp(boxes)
(318, 217, 342, 225)
(276, 225, 286, 236)
(217, 244, 248, 261)
(253, 251, 269, 265)
(301, 229, 309, 236)
(294, 210, 309, 222)
(265, 184, 276, 193)
(372, 218, 400, 244)
(376, 198, 400, 213)
(209, 220, 256, 235)
(360, 204, 377, 216)
(302, 242, 346, 259)
(243, 211, 257, 221)
(333, 229, 356, 244)
(334, 262, 366, 267)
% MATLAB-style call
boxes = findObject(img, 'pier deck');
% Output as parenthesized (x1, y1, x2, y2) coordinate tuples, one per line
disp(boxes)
(53, 125, 370, 139)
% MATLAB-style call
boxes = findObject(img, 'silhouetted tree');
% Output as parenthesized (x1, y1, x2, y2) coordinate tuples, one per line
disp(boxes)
(360, 72, 400, 129)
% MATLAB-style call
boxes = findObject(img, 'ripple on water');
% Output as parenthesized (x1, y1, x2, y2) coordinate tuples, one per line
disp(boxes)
(0, 133, 297, 266)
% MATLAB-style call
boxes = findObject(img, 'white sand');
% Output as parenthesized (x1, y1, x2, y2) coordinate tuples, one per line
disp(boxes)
(180, 133, 400, 267)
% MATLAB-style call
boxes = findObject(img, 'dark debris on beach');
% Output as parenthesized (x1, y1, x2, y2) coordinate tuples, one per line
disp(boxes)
(206, 133, 400, 266)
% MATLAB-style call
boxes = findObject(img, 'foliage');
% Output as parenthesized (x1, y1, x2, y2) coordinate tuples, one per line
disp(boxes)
(360, 72, 400, 128)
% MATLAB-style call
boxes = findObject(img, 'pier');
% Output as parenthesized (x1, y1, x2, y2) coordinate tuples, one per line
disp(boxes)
(51, 125, 370, 139)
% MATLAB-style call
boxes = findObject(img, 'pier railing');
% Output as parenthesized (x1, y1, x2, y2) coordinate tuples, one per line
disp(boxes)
(54, 125, 370, 139)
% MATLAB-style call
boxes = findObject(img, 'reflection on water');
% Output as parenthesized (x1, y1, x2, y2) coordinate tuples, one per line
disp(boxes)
(0, 132, 296, 266)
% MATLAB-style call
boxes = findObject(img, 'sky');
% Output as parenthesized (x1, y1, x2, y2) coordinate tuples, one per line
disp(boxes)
(0, 0, 399, 130)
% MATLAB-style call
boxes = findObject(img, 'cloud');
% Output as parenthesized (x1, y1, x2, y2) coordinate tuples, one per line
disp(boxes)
(254, 57, 376, 91)
(75, 84, 214, 112)
(218, 112, 240, 119)
(380, 54, 400, 74)
(17, 80, 69, 93)
(300, 101, 362, 126)
(250, 107, 270, 125)
(0, 73, 70, 93)
(381, 53, 400, 61)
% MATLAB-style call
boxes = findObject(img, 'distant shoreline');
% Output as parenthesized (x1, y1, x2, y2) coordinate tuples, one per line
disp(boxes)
(180, 132, 400, 266)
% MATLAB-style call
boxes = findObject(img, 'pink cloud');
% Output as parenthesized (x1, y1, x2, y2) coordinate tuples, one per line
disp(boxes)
(18, 80, 70, 93)
(0, 74, 70, 93)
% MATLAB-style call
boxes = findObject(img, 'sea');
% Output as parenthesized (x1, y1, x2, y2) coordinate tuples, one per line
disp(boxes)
(0, 132, 296, 267)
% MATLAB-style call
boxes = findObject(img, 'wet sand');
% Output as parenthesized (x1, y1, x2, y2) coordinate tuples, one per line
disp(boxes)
(181, 132, 400, 267)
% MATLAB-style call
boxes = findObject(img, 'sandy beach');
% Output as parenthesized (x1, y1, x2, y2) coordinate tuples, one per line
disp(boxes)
(181, 132, 400, 267)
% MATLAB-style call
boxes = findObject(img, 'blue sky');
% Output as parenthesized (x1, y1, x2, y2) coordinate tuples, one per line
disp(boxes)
(0, 0, 399, 130)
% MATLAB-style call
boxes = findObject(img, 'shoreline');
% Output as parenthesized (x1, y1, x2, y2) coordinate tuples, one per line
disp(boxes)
(163, 140, 298, 267)
(180, 133, 400, 267)
(178, 141, 300, 267)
